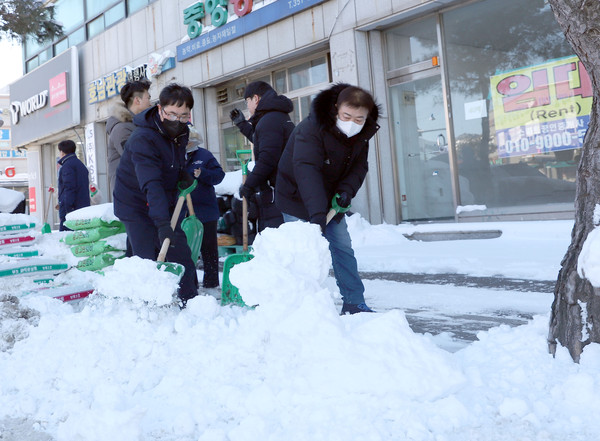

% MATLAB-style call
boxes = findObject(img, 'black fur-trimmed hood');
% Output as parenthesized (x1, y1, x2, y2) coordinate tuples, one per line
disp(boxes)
(311, 83, 380, 136)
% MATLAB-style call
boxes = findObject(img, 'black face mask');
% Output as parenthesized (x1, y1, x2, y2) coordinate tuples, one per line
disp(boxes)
(162, 119, 187, 139)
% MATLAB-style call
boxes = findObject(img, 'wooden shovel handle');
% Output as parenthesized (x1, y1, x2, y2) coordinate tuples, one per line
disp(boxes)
(326, 208, 336, 225)
(157, 195, 186, 262)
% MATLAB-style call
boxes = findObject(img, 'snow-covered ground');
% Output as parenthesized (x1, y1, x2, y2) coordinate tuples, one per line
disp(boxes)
(3, 206, 599, 441)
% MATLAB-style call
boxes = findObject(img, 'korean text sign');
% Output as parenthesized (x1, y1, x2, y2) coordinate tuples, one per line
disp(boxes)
(490, 55, 592, 158)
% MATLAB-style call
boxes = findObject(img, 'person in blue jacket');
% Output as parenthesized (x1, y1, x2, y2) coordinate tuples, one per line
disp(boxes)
(56, 140, 90, 231)
(185, 128, 225, 291)
(113, 83, 198, 306)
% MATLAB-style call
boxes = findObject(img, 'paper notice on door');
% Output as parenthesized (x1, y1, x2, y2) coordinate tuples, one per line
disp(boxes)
(464, 100, 487, 120)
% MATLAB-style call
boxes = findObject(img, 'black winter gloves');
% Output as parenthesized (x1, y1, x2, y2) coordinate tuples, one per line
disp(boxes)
(336, 192, 351, 208)
(309, 213, 327, 235)
(239, 184, 254, 200)
(178, 170, 196, 190)
(158, 224, 174, 246)
(230, 108, 246, 125)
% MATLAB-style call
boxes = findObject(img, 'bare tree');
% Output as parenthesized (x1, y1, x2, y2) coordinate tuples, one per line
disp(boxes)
(0, 0, 62, 43)
(548, 0, 600, 362)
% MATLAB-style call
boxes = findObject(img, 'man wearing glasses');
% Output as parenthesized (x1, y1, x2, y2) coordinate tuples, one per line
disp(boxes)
(113, 83, 198, 307)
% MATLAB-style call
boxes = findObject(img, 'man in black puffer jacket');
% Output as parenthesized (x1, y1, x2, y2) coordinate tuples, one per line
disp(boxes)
(113, 83, 198, 306)
(229, 81, 295, 231)
(276, 83, 380, 315)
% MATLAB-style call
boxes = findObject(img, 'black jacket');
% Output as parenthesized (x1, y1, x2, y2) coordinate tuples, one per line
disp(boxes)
(234, 88, 295, 190)
(275, 83, 380, 221)
(57, 153, 90, 220)
(113, 106, 189, 228)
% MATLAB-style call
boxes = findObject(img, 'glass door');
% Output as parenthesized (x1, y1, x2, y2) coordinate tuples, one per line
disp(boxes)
(389, 73, 454, 221)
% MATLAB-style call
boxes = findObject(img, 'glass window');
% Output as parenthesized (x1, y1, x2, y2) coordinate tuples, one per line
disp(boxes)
(444, 0, 576, 209)
(222, 127, 251, 171)
(87, 15, 105, 39)
(54, 0, 84, 33)
(128, 0, 149, 15)
(289, 57, 328, 91)
(54, 38, 69, 55)
(38, 47, 52, 65)
(69, 27, 86, 47)
(26, 57, 39, 73)
(274, 70, 287, 94)
(24, 36, 42, 59)
(86, 0, 118, 19)
(386, 16, 438, 70)
(105, 2, 126, 27)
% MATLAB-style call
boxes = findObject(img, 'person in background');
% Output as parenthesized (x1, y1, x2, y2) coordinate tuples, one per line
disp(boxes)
(185, 127, 225, 293)
(107, 80, 151, 257)
(113, 83, 198, 307)
(276, 83, 380, 315)
(229, 81, 295, 231)
(57, 140, 91, 231)
(106, 79, 152, 193)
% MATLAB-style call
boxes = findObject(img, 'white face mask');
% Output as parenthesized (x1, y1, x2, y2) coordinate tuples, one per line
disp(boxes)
(336, 117, 364, 138)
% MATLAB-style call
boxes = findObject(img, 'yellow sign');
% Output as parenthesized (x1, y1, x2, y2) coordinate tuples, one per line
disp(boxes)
(490, 56, 592, 157)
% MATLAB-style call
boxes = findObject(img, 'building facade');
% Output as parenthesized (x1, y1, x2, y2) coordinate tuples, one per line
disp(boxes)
(10, 0, 581, 227)
(0, 94, 28, 199)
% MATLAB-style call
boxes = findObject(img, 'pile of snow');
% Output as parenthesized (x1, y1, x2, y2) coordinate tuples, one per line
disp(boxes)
(65, 203, 119, 223)
(1, 220, 599, 440)
(0, 188, 25, 213)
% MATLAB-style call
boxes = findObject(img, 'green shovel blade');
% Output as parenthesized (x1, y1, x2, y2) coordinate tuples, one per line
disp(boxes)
(41, 223, 51, 234)
(157, 261, 186, 279)
(182, 215, 203, 264)
(221, 252, 253, 306)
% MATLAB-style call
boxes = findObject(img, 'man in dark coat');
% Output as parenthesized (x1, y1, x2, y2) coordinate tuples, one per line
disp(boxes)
(229, 81, 295, 231)
(185, 128, 225, 291)
(57, 140, 90, 231)
(276, 83, 380, 314)
(113, 83, 198, 306)
(106, 79, 152, 193)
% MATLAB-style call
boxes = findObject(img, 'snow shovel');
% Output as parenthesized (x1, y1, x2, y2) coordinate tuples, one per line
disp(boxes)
(156, 181, 198, 279)
(41, 186, 55, 234)
(182, 190, 203, 264)
(221, 149, 254, 307)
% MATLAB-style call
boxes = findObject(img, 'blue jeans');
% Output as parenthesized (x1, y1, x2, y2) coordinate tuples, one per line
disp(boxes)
(282, 213, 365, 305)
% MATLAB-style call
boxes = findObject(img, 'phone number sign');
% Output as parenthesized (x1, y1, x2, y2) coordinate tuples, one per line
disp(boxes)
(490, 55, 592, 158)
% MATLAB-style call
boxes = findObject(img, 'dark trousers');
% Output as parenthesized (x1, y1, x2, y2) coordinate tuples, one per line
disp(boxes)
(200, 220, 219, 288)
(256, 187, 283, 232)
(123, 217, 198, 303)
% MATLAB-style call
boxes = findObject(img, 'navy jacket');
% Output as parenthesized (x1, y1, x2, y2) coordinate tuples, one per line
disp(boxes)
(57, 153, 90, 220)
(113, 106, 189, 228)
(275, 83, 380, 221)
(234, 88, 295, 190)
(185, 145, 225, 223)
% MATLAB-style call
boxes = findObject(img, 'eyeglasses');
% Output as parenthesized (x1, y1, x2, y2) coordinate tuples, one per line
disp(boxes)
(161, 108, 191, 123)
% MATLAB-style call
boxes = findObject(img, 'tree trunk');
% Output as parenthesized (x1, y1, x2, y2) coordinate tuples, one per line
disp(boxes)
(548, 0, 600, 362)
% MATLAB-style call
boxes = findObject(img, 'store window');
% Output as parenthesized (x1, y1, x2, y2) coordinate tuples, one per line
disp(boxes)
(218, 54, 331, 171)
(386, 0, 577, 221)
(386, 17, 438, 71)
(444, 0, 576, 210)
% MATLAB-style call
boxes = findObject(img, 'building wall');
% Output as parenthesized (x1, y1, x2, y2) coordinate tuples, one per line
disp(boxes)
(76, 0, 428, 224)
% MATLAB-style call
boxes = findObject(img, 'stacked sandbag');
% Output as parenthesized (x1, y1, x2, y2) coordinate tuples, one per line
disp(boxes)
(0, 213, 70, 281)
(63, 204, 127, 272)
(0, 213, 39, 257)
